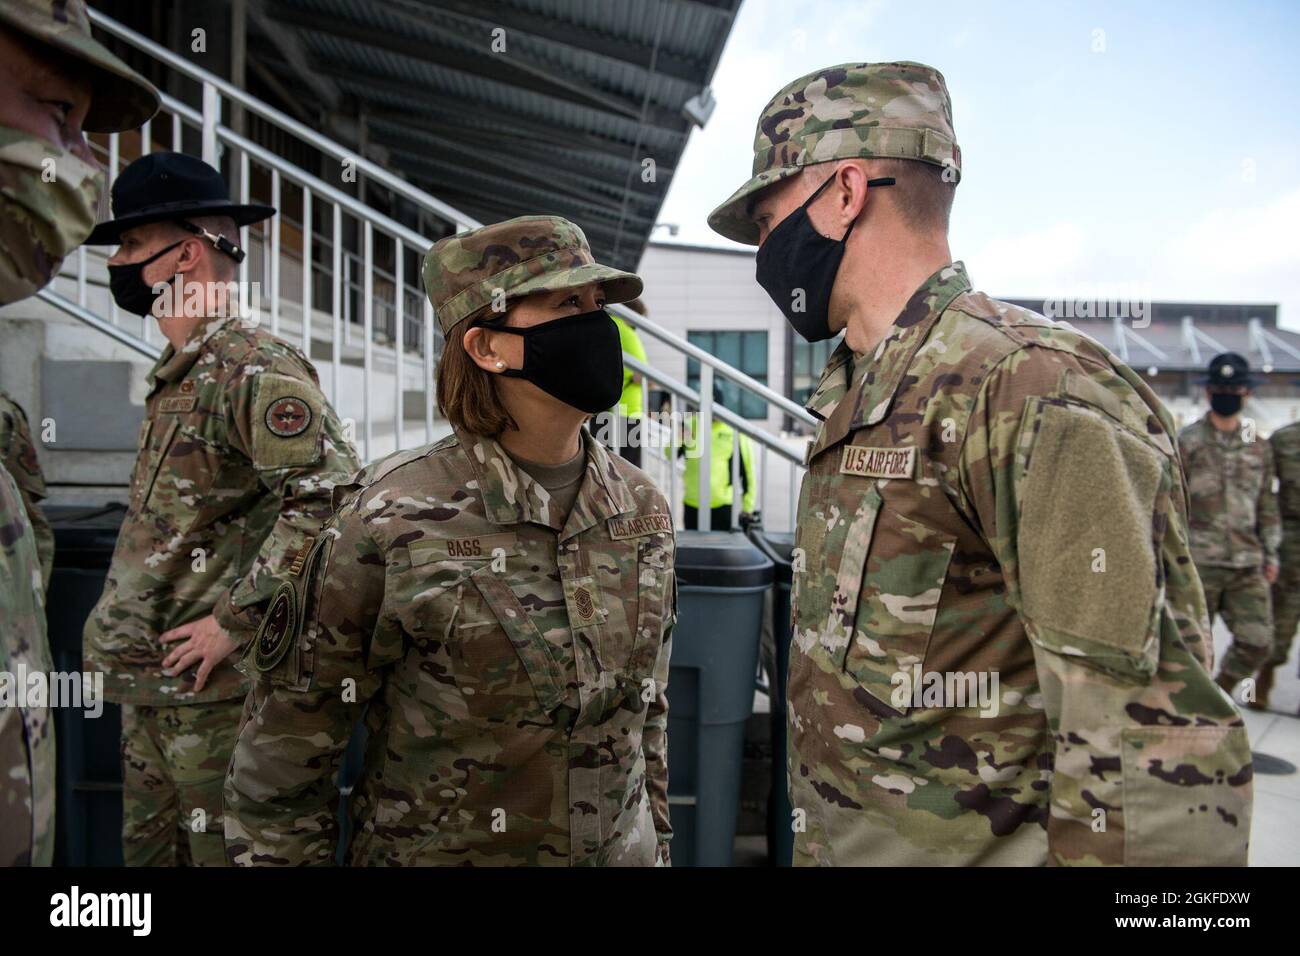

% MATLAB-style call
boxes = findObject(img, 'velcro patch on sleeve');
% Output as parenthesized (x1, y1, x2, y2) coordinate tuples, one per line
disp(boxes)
(1018, 398, 1164, 666)
(608, 513, 673, 539)
(840, 445, 916, 479)
(251, 373, 325, 470)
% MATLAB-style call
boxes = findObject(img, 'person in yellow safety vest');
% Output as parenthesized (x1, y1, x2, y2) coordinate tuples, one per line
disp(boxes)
(679, 384, 756, 530)
(607, 299, 650, 466)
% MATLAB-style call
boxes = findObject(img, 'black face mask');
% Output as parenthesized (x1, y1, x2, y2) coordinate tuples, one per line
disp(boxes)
(487, 308, 624, 414)
(108, 241, 184, 317)
(754, 172, 895, 342)
(1210, 392, 1245, 416)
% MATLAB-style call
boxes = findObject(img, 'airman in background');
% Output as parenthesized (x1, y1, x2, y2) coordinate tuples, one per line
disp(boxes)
(80, 151, 359, 866)
(1177, 353, 1278, 701)
(1262, 418, 1300, 709)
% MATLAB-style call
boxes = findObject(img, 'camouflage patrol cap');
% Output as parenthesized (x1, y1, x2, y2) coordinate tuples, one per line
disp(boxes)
(0, 0, 160, 133)
(708, 61, 961, 245)
(423, 216, 643, 336)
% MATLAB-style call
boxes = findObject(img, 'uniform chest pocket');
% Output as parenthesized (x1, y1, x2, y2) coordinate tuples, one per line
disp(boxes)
(142, 418, 222, 534)
(452, 566, 569, 718)
(801, 482, 956, 715)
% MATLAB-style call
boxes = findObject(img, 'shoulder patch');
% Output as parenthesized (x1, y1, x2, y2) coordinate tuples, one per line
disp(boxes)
(265, 396, 313, 437)
(251, 373, 325, 469)
(253, 581, 298, 673)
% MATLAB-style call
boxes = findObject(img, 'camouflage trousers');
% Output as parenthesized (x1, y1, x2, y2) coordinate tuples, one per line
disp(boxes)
(1196, 564, 1274, 680)
(1271, 549, 1300, 670)
(120, 699, 242, 867)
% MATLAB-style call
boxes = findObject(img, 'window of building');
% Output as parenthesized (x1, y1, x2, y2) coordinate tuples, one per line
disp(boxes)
(788, 331, 844, 408)
(687, 330, 769, 419)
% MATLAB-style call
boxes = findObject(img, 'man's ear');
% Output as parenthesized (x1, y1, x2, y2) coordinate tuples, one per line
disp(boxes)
(839, 161, 872, 225)
(462, 325, 504, 373)
(173, 235, 205, 276)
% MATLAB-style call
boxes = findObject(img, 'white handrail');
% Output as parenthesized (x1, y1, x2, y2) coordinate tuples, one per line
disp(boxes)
(88, 8, 480, 231)
(59, 5, 816, 529)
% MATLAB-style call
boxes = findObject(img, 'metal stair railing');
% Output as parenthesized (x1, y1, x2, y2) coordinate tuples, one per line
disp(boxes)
(48, 8, 816, 531)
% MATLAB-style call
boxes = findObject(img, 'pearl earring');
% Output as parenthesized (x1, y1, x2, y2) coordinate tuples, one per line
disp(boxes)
(495, 361, 506, 370)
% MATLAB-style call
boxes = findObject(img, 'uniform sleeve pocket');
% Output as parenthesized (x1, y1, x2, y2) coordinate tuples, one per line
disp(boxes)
(1120, 725, 1252, 866)
(1017, 399, 1166, 683)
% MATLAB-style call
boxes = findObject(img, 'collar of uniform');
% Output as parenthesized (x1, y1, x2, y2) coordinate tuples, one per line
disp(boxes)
(147, 316, 235, 388)
(560, 426, 638, 541)
(807, 262, 971, 461)
(1201, 413, 1242, 447)
(803, 339, 856, 422)
(457, 425, 636, 536)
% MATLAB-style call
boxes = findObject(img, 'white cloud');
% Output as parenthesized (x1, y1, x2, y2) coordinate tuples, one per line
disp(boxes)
(964, 220, 1088, 296)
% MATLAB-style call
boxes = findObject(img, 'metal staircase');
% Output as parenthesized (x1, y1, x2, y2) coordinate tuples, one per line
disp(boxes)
(32, 8, 815, 531)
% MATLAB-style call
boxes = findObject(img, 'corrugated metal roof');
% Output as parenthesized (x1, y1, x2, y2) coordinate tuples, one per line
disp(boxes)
(1004, 299, 1300, 372)
(249, 0, 740, 269)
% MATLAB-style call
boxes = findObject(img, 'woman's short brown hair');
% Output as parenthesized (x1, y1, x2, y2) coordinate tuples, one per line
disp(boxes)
(435, 314, 517, 436)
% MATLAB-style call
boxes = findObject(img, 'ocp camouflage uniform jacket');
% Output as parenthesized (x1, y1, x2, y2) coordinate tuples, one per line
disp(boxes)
(0, 390, 54, 589)
(83, 317, 359, 706)
(789, 262, 1251, 866)
(1270, 421, 1300, 560)
(0, 462, 55, 866)
(1177, 415, 1281, 569)
(225, 426, 676, 866)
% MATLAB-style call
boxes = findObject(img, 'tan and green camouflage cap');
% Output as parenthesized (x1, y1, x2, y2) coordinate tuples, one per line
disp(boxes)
(0, 0, 159, 133)
(423, 216, 643, 336)
(708, 61, 961, 245)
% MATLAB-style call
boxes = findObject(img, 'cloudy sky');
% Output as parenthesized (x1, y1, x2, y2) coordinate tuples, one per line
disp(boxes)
(655, 0, 1300, 327)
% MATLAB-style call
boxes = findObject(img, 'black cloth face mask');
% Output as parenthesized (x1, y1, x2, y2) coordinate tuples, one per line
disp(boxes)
(754, 172, 895, 342)
(1210, 392, 1245, 416)
(486, 308, 624, 414)
(108, 241, 184, 317)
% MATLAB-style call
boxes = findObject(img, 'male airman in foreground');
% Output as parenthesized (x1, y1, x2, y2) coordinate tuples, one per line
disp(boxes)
(709, 61, 1251, 865)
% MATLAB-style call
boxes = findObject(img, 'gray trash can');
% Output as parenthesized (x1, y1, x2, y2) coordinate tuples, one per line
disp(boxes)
(45, 503, 128, 867)
(747, 528, 794, 866)
(667, 530, 773, 866)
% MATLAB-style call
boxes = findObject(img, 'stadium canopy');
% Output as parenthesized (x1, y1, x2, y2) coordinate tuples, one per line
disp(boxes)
(95, 0, 742, 272)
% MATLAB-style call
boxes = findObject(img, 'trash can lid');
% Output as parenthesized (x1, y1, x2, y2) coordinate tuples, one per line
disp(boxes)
(674, 530, 774, 588)
(747, 529, 794, 584)
(47, 503, 127, 567)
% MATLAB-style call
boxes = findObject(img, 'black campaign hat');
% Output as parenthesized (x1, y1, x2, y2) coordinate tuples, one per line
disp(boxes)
(1196, 352, 1262, 388)
(84, 152, 275, 245)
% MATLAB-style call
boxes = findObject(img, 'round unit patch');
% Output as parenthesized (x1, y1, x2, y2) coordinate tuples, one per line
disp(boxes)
(254, 583, 298, 672)
(265, 396, 312, 437)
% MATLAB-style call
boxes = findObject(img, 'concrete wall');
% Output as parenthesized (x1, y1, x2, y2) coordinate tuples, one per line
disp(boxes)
(635, 241, 789, 434)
